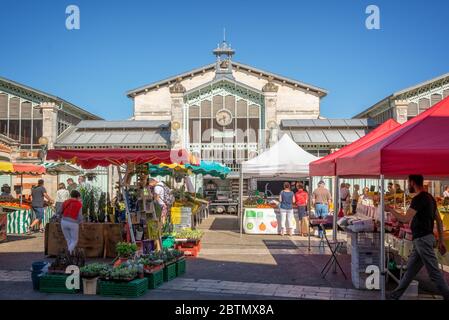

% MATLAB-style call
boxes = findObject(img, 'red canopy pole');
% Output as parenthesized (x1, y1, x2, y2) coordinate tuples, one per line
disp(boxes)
(116, 165, 136, 244)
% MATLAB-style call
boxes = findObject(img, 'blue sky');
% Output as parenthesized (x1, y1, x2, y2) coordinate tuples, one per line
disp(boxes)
(1, 0, 448, 120)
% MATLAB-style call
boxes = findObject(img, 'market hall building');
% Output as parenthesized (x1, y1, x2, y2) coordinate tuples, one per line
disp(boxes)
(0, 76, 102, 196)
(53, 41, 374, 202)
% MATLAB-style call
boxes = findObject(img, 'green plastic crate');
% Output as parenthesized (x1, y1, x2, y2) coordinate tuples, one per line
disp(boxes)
(145, 268, 164, 289)
(176, 258, 186, 276)
(163, 263, 177, 282)
(39, 274, 78, 294)
(99, 278, 148, 298)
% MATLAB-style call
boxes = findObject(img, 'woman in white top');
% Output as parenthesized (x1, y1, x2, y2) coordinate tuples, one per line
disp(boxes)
(55, 183, 70, 218)
(443, 185, 449, 198)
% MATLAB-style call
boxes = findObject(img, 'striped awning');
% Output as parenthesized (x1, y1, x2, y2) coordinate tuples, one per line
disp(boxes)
(0, 162, 45, 175)
(43, 162, 82, 176)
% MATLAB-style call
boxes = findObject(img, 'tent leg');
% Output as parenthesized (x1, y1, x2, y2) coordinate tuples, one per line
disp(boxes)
(20, 174, 23, 206)
(308, 176, 312, 252)
(333, 176, 339, 242)
(116, 165, 136, 244)
(239, 169, 244, 238)
(380, 175, 386, 300)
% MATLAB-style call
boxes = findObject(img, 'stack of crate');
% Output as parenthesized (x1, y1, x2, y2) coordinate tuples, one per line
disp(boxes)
(350, 231, 381, 290)
(171, 207, 192, 231)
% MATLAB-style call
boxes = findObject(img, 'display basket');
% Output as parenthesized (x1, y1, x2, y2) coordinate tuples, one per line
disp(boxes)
(39, 274, 79, 294)
(176, 258, 186, 276)
(163, 262, 177, 282)
(99, 278, 148, 298)
(145, 268, 164, 289)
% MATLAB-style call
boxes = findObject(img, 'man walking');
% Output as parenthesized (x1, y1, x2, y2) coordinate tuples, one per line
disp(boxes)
(386, 175, 449, 300)
(28, 179, 53, 234)
(312, 180, 332, 219)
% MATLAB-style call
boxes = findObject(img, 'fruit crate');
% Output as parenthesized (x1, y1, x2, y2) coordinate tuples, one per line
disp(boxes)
(145, 269, 164, 289)
(163, 263, 177, 282)
(39, 274, 79, 294)
(176, 258, 186, 276)
(99, 278, 148, 298)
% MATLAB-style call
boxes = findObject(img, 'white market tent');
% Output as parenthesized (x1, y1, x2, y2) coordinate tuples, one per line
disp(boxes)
(238, 134, 319, 235)
(241, 134, 318, 177)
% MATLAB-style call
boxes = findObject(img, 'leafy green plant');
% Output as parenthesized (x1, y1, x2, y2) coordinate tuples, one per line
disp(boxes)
(174, 228, 204, 240)
(116, 242, 138, 259)
(80, 263, 109, 278)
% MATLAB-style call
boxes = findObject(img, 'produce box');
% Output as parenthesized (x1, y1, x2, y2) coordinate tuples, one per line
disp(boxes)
(99, 278, 148, 298)
(163, 263, 177, 282)
(145, 269, 164, 289)
(176, 258, 186, 276)
(39, 274, 79, 294)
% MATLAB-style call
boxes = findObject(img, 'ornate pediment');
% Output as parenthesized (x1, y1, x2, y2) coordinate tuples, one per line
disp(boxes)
(169, 80, 186, 94)
(262, 77, 279, 93)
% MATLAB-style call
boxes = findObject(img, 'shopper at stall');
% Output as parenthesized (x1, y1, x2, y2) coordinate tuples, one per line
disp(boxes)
(61, 190, 83, 255)
(66, 178, 78, 193)
(312, 181, 332, 218)
(385, 174, 449, 300)
(443, 185, 449, 198)
(387, 182, 395, 195)
(1, 184, 11, 197)
(55, 183, 70, 218)
(340, 182, 350, 215)
(28, 180, 53, 234)
(352, 184, 360, 214)
(148, 178, 172, 224)
(77, 175, 92, 191)
(394, 183, 403, 194)
(295, 182, 308, 236)
(279, 182, 296, 236)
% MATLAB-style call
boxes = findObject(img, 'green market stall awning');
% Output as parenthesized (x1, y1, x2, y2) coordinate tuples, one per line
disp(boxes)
(186, 161, 231, 179)
(148, 161, 231, 179)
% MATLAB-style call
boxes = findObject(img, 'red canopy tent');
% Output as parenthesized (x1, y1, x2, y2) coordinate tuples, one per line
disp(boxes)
(46, 148, 199, 244)
(333, 96, 449, 300)
(46, 149, 198, 169)
(336, 96, 449, 178)
(309, 119, 400, 177)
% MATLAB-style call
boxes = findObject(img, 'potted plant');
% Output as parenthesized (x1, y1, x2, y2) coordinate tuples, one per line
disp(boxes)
(114, 242, 138, 267)
(109, 265, 138, 282)
(80, 263, 109, 295)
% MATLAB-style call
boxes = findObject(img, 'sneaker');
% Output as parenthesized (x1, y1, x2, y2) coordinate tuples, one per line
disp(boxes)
(39, 229, 44, 233)
(26, 228, 32, 235)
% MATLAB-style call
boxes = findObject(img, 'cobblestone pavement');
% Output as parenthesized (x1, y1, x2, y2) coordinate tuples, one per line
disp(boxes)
(0, 215, 446, 300)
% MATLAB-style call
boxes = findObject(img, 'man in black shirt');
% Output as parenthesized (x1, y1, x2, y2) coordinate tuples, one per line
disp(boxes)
(385, 175, 449, 300)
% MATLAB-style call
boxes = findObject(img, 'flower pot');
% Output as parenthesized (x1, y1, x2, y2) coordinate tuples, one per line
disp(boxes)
(82, 277, 98, 295)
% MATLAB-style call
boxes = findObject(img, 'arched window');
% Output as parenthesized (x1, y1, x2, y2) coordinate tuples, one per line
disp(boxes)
(431, 93, 442, 106)
(407, 102, 418, 117)
(418, 98, 430, 113)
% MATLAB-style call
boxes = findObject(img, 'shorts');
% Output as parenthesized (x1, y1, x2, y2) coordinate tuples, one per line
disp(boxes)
(33, 207, 45, 221)
(315, 203, 329, 218)
(298, 206, 307, 219)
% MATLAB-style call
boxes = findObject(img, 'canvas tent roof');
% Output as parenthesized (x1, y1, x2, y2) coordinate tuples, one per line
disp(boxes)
(336, 96, 449, 178)
(241, 134, 318, 177)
